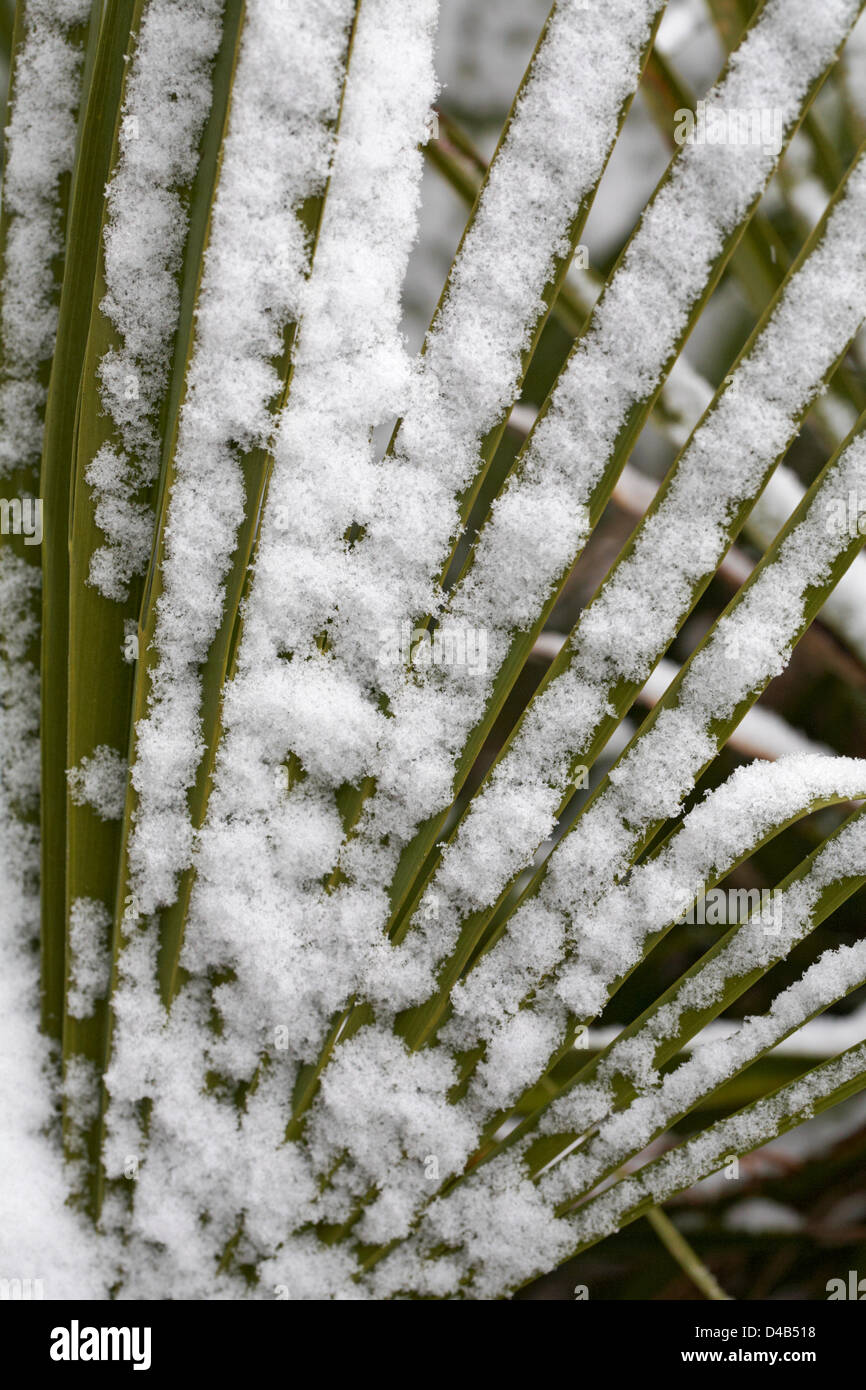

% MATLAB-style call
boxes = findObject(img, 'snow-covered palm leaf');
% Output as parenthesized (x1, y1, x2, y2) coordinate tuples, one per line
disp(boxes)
(2, 0, 866, 1300)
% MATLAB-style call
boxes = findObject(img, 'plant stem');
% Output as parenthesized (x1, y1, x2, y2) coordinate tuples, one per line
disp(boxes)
(645, 1205, 732, 1300)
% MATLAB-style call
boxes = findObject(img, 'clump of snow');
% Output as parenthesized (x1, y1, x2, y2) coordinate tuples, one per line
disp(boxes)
(111, 0, 866, 1290)
(67, 745, 128, 821)
(67, 898, 113, 1019)
(369, 1149, 575, 1300)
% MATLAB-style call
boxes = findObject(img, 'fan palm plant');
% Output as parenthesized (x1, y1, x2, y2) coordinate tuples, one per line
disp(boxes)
(3, 0, 866, 1299)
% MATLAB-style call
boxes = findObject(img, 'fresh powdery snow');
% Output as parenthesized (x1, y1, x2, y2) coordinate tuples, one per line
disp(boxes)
(0, 0, 89, 479)
(339, 0, 865, 919)
(86, 0, 225, 601)
(125, 0, 357, 916)
(66, 898, 113, 1020)
(565, 1042, 866, 1258)
(385, 1042, 866, 1300)
(101, 0, 442, 1296)
(394, 152, 866, 997)
(440, 434, 866, 1120)
(4, 0, 866, 1303)
(749, 462, 866, 664)
(368, 823, 866, 1299)
(67, 744, 128, 821)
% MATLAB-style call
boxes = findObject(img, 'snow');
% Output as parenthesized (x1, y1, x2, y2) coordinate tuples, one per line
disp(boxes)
(542, 876, 866, 1205)
(567, 1042, 866, 1255)
(638, 657, 829, 758)
(389, 155, 866, 1044)
(4, 0, 866, 1304)
(372, 1036, 866, 1298)
(655, 352, 866, 665)
(124, 0, 356, 916)
(67, 745, 128, 821)
(101, 0, 866, 1296)
(441, 431, 866, 1112)
(750, 463, 866, 664)
(86, 0, 225, 601)
(0, 0, 89, 931)
(0, 0, 89, 479)
(67, 899, 113, 1019)
(339, 0, 866, 953)
(102, 0, 441, 1295)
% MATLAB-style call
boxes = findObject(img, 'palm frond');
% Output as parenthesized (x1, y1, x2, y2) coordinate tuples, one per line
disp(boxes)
(2, 0, 866, 1301)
